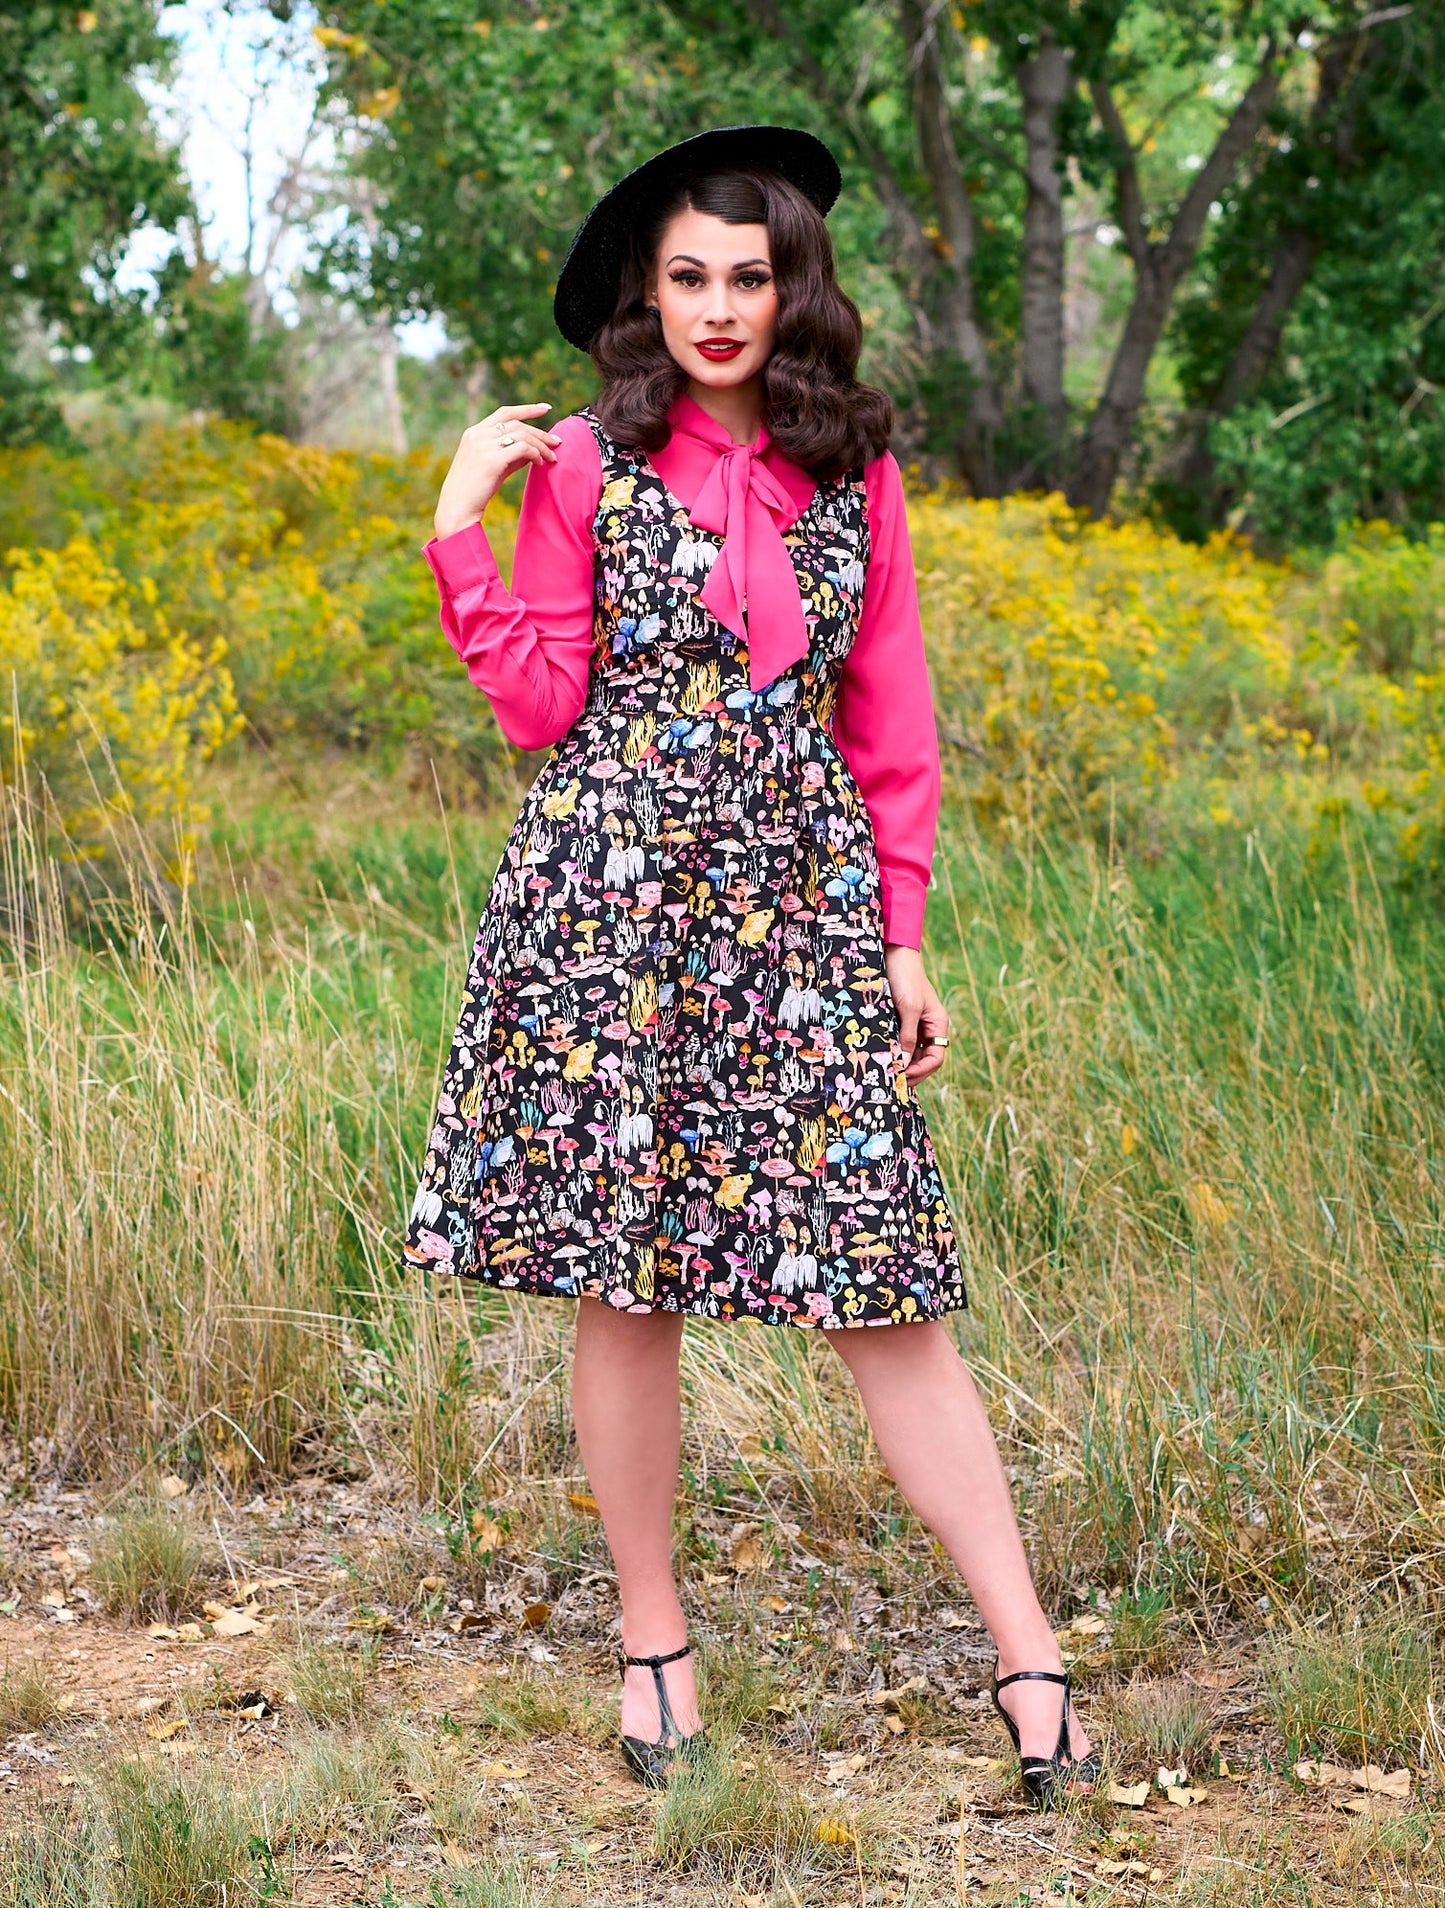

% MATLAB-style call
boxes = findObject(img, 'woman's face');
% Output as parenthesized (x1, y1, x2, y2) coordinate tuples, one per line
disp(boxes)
(644, 207, 778, 391)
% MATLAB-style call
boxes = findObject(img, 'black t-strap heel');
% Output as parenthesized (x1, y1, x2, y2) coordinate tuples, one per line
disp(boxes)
(990, 1662, 1100, 1810)
(618, 1642, 709, 1786)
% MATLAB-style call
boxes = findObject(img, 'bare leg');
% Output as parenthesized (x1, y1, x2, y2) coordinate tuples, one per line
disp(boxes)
(570, 1296, 701, 1742)
(826, 1321, 1092, 1763)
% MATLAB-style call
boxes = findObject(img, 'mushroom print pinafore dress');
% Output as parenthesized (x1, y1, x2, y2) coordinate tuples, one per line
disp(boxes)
(404, 406, 967, 1327)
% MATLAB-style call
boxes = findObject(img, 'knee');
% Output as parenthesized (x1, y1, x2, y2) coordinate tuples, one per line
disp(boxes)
(576, 1296, 685, 1363)
(825, 1318, 952, 1374)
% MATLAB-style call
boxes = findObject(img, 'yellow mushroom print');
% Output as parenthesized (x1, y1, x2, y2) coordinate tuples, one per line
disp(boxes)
(402, 405, 967, 1330)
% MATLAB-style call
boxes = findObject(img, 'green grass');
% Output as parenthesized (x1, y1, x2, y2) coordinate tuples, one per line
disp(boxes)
(88, 1502, 208, 1625)
(1262, 1614, 1439, 1761)
(1110, 1676, 1217, 1771)
(0, 1659, 66, 1733)
(106, 1758, 266, 1908)
(281, 1630, 374, 1727)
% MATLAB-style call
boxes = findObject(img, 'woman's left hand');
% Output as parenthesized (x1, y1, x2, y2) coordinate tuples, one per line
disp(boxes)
(883, 944, 951, 1085)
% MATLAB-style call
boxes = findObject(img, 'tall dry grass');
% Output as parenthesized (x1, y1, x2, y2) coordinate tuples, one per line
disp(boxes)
(0, 746, 1440, 1621)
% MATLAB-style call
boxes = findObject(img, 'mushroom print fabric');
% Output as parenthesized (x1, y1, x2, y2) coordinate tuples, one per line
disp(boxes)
(404, 407, 967, 1327)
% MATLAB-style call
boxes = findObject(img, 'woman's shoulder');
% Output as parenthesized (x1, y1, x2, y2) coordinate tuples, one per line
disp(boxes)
(860, 444, 905, 516)
(513, 409, 605, 534)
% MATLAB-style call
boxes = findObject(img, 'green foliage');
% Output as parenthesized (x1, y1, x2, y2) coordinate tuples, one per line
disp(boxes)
(0, 2, 188, 443)
(1167, 10, 1445, 541)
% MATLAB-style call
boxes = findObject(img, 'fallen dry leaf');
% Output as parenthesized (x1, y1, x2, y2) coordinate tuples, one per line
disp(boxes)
(236, 1577, 292, 1602)
(520, 1601, 551, 1630)
(132, 1696, 169, 1719)
(1189, 1665, 1243, 1690)
(1164, 1784, 1208, 1807)
(729, 1526, 763, 1572)
(451, 1612, 486, 1634)
(831, 1629, 854, 1652)
(1304, 1762, 1415, 1798)
(347, 1612, 399, 1635)
(868, 1675, 930, 1709)
(482, 1761, 529, 1780)
(146, 1623, 179, 1642)
(469, 1513, 504, 1552)
(760, 1595, 790, 1615)
(146, 1718, 190, 1741)
(883, 1713, 906, 1735)
(210, 1610, 261, 1639)
(176, 1622, 205, 1642)
(816, 1818, 855, 1846)
(1108, 1781, 1150, 1807)
(567, 1491, 601, 1515)
(158, 1475, 188, 1499)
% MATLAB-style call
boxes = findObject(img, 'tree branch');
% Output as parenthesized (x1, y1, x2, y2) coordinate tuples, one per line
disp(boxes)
(1089, 78, 1149, 270)
(741, 0, 936, 285)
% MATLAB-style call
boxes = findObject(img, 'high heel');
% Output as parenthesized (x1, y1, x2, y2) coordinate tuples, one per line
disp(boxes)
(618, 1642, 708, 1786)
(990, 1662, 1100, 1810)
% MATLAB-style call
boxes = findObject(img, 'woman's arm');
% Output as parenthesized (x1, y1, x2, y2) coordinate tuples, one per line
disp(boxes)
(831, 449, 943, 952)
(424, 411, 603, 752)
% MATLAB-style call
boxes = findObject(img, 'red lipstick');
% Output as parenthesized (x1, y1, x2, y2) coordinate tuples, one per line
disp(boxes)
(695, 339, 745, 361)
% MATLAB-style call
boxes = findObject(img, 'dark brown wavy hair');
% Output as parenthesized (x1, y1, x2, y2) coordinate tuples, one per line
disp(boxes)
(590, 166, 892, 481)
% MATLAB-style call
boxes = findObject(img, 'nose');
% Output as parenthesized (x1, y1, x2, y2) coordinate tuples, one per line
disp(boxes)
(703, 280, 736, 328)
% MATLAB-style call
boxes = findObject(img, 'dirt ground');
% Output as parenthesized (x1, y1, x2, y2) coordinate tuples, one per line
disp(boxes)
(0, 1470, 1437, 1907)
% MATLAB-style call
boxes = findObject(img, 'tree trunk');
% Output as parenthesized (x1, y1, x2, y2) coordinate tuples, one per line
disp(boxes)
(900, 0, 1007, 494)
(375, 316, 408, 456)
(1015, 31, 1073, 479)
(1068, 42, 1288, 515)
(1168, 227, 1319, 497)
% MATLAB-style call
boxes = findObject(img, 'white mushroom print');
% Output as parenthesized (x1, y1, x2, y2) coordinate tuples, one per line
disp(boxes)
(403, 407, 966, 1329)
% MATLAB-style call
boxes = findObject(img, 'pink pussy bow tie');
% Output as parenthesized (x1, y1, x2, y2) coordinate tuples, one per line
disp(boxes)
(667, 410, 811, 693)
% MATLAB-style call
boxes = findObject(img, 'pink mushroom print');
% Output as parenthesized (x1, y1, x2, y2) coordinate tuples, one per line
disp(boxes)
(401, 402, 966, 1332)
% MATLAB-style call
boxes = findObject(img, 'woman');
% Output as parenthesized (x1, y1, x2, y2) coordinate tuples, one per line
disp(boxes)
(405, 125, 1096, 1811)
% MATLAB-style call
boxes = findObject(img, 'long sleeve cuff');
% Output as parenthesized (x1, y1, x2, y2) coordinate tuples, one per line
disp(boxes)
(880, 873, 929, 951)
(424, 520, 502, 599)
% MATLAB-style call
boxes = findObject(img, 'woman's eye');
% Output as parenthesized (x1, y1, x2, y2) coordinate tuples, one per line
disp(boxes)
(669, 272, 703, 288)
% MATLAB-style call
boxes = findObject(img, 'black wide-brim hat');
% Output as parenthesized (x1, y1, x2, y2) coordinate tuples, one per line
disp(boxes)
(552, 124, 842, 353)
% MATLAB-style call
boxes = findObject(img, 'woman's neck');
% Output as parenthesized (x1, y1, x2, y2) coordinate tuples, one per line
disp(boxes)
(683, 377, 764, 447)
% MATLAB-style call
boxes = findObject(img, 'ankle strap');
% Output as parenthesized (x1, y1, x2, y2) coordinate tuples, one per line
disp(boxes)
(993, 1667, 1070, 1692)
(621, 1643, 692, 1669)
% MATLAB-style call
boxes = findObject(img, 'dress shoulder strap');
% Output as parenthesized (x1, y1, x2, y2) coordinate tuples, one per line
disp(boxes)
(574, 402, 627, 473)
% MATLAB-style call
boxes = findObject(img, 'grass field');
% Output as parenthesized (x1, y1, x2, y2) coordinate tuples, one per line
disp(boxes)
(0, 429, 1441, 1902)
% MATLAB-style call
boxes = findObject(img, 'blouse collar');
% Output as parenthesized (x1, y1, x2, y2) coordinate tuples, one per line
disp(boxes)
(649, 389, 817, 692)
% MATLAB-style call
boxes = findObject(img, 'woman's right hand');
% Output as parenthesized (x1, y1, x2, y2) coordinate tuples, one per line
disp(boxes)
(433, 402, 561, 540)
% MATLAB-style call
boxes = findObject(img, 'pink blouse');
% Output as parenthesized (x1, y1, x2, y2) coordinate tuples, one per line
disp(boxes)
(422, 395, 942, 949)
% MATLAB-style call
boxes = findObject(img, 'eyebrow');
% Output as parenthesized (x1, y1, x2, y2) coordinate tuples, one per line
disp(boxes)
(666, 254, 771, 269)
